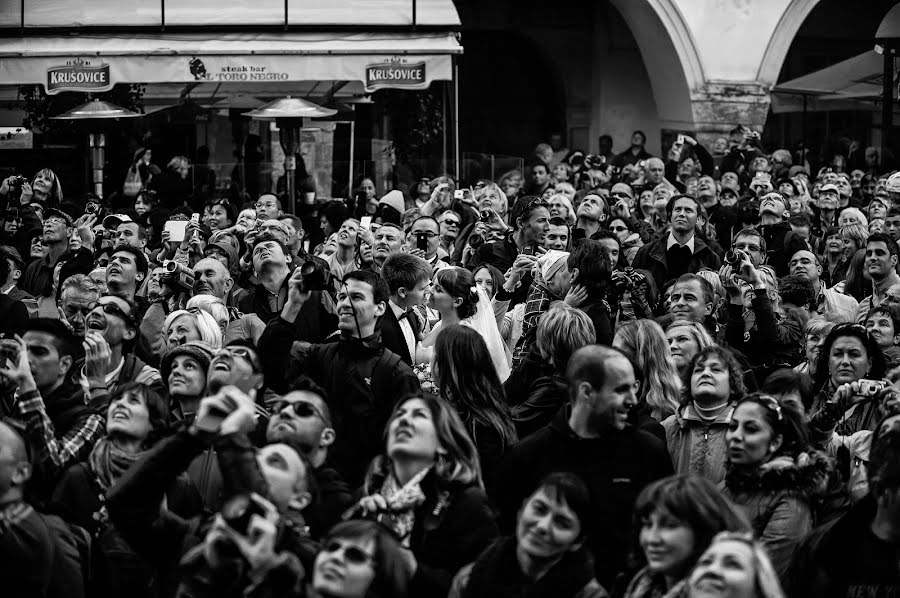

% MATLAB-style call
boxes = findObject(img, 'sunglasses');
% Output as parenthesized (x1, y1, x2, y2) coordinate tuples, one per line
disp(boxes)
(217, 346, 261, 373)
(271, 400, 325, 422)
(610, 226, 629, 232)
(90, 301, 136, 326)
(323, 540, 376, 565)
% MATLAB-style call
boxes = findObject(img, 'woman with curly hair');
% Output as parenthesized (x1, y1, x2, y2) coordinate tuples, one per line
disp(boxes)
(723, 393, 831, 582)
(662, 345, 747, 484)
(614, 319, 682, 421)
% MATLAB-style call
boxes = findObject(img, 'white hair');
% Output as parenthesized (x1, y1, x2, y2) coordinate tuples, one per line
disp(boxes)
(164, 308, 222, 349)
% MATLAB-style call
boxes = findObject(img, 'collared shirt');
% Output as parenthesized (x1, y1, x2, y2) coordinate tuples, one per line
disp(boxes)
(666, 232, 696, 254)
(18, 388, 104, 473)
(389, 299, 416, 361)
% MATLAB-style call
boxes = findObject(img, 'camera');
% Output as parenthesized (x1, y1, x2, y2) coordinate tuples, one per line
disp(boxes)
(612, 267, 642, 291)
(297, 258, 328, 292)
(85, 202, 100, 215)
(220, 493, 267, 535)
(161, 260, 195, 292)
(724, 250, 744, 267)
(479, 210, 492, 222)
(468, 232, 485, 248)
(857, 379, 886, 398)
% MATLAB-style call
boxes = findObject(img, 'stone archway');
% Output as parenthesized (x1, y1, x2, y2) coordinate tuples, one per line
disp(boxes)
(758, 0, 824, 84)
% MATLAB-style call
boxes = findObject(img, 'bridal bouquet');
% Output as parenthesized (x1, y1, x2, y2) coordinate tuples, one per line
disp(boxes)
(412, 362, 437, 394)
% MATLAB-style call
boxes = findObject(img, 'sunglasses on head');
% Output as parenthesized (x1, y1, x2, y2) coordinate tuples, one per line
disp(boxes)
(323, 540, 376, 565)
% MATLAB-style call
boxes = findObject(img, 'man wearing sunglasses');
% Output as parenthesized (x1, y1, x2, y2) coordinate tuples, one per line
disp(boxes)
(207, 341, 265, 403)
(80, 295, 163, 407)
(266, 376, 353, 538)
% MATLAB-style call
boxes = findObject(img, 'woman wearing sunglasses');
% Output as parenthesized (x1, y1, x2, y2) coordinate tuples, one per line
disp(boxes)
(51, 382, 201, 598)
(722, 393, 830, 582)
(351, 394, 498, 597)
(449, 472, 604, 598)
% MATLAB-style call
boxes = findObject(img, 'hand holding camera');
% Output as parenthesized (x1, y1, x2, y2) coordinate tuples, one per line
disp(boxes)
(205, 493, 280, 570)
(193, 386, 256, 436)
(285, 267, 312, 307)
(833, 379, 891, 410)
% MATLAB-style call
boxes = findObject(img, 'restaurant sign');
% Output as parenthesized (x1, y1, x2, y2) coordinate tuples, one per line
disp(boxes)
(46, 59, 111, 95)
(364, 57, 427, 92)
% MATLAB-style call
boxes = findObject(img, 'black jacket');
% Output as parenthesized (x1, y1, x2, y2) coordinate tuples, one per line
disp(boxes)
(258, 317, 420, 485)
(305, 465, 353, 540)
(631, 234, 722, 293)
(0, 293, 27, 335)
(376, 304, 420, 366)
(495, 408, 673, 588)
(236, 273, 337, 344)
(759, 221, 808, 278)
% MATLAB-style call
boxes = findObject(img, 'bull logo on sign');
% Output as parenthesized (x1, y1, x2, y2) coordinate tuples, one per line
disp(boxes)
(189, 57, 209, 81)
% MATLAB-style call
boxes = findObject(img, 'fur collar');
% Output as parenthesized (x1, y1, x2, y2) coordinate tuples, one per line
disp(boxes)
(725, 451, 833, 499)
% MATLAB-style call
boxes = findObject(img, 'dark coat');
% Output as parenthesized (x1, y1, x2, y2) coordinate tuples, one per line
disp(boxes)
(0, 293, 28, 335)
(631, 234, 722, 293)
(376, 304, 421, 366)
(305, 465, 353, 540)
(237, 273, 337, 344)
(495, 408, 673, 588)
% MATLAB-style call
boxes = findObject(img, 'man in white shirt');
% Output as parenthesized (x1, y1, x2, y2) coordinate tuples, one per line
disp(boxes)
(378, 253, 432, 365)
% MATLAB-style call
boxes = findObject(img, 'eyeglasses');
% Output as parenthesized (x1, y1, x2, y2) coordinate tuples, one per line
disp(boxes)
(90, 301, 136, 326)
(412, 231, 439, 238)
(323, 540, 376, 565)
(271, 400, 326, 422)
(217, 346, 261, 373)
(610, 226, 629, 232)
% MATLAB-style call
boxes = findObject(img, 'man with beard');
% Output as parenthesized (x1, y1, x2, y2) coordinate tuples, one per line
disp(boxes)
(633, 195, 721, 292)
(266, 376, 352, 538)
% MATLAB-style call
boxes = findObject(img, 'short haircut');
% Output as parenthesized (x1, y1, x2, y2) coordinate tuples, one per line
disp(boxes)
(665, 194, 700, 217)
(280, 214, 304, 232)
(381, 253, 432, 295)
(410, 215, 440, 232)
(778, 274, 815, 308)
(566, 344, 630, 402)
(60, 273, 100, 299)
(867, 232, 899, 262)
(289, 375, 333, 427)
(24, 318, 81, 361)
(789, 212, 811, 228)
(568, 239, 611, 294)
(887, 206, 900, 219)
(343, 269, 389, 306)
(529, 472, 594, 540)
(536, 303, 596, 374)
(733, 228, 767, 254)
(111, 244, 149, 278)
(866, 303, 900, 332)
(673, 273, 714, 306)
(761, 368, 815, 411)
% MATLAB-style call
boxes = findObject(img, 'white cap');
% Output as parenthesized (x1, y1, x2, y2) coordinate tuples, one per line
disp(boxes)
(887, 172, 900, 194)
(103, 213, 133, 230)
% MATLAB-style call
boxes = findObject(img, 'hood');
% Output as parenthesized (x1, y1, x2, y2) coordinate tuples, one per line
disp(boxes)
(725, 450, 833, 499)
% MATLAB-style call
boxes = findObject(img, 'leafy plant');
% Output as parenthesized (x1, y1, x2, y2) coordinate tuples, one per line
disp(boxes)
(377, 87, 444, 161)
(17, 83, 146, 135)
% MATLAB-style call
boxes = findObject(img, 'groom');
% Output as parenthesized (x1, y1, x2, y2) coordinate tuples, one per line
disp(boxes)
(379, 253, 433, 365)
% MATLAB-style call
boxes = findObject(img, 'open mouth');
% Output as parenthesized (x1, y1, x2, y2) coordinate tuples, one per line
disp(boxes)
(211, 360, 232, 373)
(87, 318, 105, 331)
(110, 410, 129, 421)
(394, 428, 413, 441)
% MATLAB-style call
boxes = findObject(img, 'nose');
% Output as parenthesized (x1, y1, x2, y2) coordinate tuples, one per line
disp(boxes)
(533, 513, 552, 533)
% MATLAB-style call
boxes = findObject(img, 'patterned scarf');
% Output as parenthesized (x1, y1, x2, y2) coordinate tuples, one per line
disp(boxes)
(377, 466, 430, 547)
(89, 437, 146, 493)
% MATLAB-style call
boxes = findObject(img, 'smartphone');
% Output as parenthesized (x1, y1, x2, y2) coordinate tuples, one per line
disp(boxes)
(416, 232, 428, 252)
(454, 189, 465, 200)
(190, 213, 200, 225)
(360, 216, 372, 230)
(163, 220, 189, 243)
(676, 134, 685, 145)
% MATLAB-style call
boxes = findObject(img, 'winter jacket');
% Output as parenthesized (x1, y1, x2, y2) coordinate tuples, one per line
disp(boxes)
(631, 234, 722, 295)
(511, 372, 568, 440)
(51, 461, 201, 598)
(305, 465, 353, 540)
(724, 290, 805, 381)
(785, 495, 900, 598)
(723, 452, 832, 582)
(449, 537, 607, 598)
(662, 402, 733, 485)
(495, 407, 673, 588)
(258, 318, 420, 485)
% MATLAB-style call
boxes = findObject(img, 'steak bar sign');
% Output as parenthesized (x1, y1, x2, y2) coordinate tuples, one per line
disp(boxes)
(364, 58, 427, 92)
(47, 59, 111, 95)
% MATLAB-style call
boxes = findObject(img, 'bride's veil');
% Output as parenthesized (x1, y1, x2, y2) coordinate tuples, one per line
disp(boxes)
(466, 285, 512, 382)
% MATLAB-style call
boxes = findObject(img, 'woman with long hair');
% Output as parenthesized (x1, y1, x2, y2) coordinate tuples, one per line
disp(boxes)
(614, 319, 682, 421)
(353, 394, 498, 596)
(433, 325, 517, 489)
(685, 532, 785, 598)
(418, 266, 511, 381)
(662, 346, 747, 484)
(835, 248, 868, 300)
(450, 473, 605, 598)
(624, 475, 751, 598)
(665, 320, 715, 381)
(52, 382, 200, 598)
(723, 393, 831, 581)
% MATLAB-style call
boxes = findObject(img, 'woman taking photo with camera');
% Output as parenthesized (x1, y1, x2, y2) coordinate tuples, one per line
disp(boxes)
(352, 394, 498, 597)
(449, 472, 606, 598)
(623, 475, 750, 598)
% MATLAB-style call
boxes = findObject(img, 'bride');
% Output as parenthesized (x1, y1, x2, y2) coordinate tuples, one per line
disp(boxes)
(416, 266, 511, 381)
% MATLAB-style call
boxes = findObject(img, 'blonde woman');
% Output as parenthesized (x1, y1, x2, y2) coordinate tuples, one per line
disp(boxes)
(613, 319, 682, 421)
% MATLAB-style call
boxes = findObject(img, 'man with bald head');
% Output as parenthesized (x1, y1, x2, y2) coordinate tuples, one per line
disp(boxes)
(788, 249, 858, 322)
(496, 344, 672, 587)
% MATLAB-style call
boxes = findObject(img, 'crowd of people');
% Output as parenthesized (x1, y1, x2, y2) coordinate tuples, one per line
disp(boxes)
(1, 124, 900, 598)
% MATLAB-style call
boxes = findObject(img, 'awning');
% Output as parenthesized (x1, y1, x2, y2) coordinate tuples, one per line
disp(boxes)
(0, 31, 461, 94)
(771, 51, 897, 113)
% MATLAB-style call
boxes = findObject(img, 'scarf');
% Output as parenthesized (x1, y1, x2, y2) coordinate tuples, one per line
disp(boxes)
(462, 537, 598, 598)
(376, 467, 430, 547)
(89, 437, 146, 493)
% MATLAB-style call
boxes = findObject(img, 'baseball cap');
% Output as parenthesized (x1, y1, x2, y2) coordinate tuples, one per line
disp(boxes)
(0, 245, 24, 270)
(45, 208, 74, 227)
(819, 183, 839, 194)
(103, 213, 133, 230)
